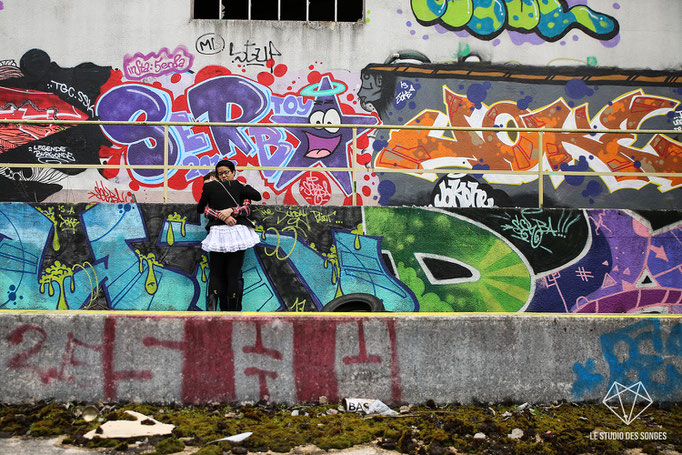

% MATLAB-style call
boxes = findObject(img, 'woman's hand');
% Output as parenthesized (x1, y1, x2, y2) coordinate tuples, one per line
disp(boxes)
(225, 216, 237, 226)
(218, 208, 233, 221)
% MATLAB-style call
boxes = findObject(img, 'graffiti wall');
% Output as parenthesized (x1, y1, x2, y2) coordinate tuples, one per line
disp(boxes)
(1, 50, 681, 208)
(359, 63, 682, 209)
(0, 2, 680, 313)
(0, 49, 378, 205)
(1, 203, 680, 314)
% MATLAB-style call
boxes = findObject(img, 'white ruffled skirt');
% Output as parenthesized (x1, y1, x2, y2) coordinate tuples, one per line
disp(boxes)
(201, 224, 261, 253)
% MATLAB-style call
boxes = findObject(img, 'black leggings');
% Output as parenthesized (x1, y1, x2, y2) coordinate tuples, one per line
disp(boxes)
(209, 250, 246, 311)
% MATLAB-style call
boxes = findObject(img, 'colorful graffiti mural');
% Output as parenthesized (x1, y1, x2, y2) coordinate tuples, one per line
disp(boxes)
(0, 203, 680, 314)
(408, 0, 620, 43)
(0, 49, 379, 205)
(359, 62, 682, 209)
(2, 49, 682, 208)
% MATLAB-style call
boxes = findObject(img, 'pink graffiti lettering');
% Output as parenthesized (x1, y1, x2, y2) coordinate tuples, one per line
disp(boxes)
(88, 181, 135, 203)
(123, 46, 194, 81)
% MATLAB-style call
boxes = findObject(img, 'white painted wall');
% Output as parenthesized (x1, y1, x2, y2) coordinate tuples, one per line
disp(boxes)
(2, 0, 680, 75)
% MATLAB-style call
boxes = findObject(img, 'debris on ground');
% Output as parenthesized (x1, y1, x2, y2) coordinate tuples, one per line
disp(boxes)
(208, 431, 252, 444)
(83, 410, 175, 439)
(0, 401, 678, 454)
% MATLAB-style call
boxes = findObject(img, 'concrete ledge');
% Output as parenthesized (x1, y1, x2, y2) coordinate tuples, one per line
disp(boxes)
(1, 311, 679, 405)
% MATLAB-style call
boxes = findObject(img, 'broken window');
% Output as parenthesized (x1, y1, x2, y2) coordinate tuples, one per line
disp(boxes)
(193, 0, 364, 22)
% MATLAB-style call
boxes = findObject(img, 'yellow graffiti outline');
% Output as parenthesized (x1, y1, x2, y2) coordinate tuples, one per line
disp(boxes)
(71, 261, 99, 306)
(261, 226, 298, 261)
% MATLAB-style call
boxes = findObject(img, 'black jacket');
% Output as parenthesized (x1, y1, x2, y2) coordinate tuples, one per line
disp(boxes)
(196, 180, 262, 230)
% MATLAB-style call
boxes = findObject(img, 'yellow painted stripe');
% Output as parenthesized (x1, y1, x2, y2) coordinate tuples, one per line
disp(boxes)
(0, 310, 679, 318)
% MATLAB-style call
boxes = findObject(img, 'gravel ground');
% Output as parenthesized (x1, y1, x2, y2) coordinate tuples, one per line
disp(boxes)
(0, 401, 680, 454)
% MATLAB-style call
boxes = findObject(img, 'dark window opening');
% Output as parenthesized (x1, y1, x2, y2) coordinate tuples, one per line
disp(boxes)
(281, 0, 306, 21)
(224, 0, 248, 19)
(193, 0, 363, 21)
(308, 0, 333, 21)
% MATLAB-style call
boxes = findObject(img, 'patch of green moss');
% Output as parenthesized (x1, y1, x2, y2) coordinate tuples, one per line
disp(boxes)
(1, 401, 680, 455)
(113, 441, 129, 451)
(83, 436, 123, 449)
(195, 446, 222, 455)
(154, 437, 185, 454)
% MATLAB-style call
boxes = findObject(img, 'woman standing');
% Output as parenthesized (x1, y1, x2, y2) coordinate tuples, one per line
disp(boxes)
(197, 160, 262, 311)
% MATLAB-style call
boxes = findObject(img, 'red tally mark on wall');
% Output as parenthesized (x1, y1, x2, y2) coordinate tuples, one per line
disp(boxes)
(103, 317, 153, 400)
(386, 319, 402, 403)
(144, 318, 236, 403)
(293, 319, 339, 402)
(343, 320, 382, 365)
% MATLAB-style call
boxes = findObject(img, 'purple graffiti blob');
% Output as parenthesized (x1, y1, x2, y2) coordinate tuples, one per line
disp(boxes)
(517, 96, 533, 110)
(377, 180, 396, 206)
(584, 211, 649, 302)
(560, 155, 590, 183)
(373, 139, 389, 153)
(600, 33, 621, 48)
(434, 24, 450, 34)
(508, 31, 546, 46)
(466, 82, 491, 109)
(0, 2, 4, 10)
(582, 180, 602, 199)
(565, 79, 594, 100)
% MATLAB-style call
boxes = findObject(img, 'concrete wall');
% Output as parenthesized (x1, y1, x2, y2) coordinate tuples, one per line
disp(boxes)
(0, 312, 679, 405)
(2, 1, 680, 70)
(1, 203, 681, 314)
(0, 1, 680, 207)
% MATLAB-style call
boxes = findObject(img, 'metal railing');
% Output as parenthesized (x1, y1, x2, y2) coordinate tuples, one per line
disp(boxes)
(1, 118, 680, 207)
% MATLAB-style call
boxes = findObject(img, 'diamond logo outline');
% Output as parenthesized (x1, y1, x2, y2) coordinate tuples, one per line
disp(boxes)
(602, 381, 653, 425)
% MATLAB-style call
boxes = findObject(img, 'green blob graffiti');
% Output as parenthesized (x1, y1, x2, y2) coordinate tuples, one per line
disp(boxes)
(411, 0, 619, 41)
(364, 207, 533, 312)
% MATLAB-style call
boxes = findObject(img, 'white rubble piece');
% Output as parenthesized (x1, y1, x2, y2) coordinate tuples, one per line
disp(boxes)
(83, 410, 174, 440)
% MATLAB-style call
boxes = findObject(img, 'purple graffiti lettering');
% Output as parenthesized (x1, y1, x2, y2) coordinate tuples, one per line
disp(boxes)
(170, 111, 211, 156)
(187, 76, 271, 158)
(248, 126, 296, 181)
(96, 84, 180, 184)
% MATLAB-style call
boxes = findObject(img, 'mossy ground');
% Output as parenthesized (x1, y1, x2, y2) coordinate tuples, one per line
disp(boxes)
(0, 401, 679, 454)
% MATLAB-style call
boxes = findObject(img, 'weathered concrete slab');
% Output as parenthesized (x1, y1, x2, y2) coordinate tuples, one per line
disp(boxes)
(0, 311, 679, 405)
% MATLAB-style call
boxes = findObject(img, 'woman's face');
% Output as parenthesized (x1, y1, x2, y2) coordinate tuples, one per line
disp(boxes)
(216, 166, 235, 181)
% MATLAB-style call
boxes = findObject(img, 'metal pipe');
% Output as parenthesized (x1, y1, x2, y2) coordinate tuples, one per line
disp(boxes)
(0, 119, 679, 195)
(538, 132, 544, 208)
(0, 118, 676, 135)
(163, 125, 169, 203)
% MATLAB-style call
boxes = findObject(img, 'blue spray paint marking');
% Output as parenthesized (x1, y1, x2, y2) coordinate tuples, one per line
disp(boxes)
(572, 358, 605, 399)
(572, 320, 682, 400)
